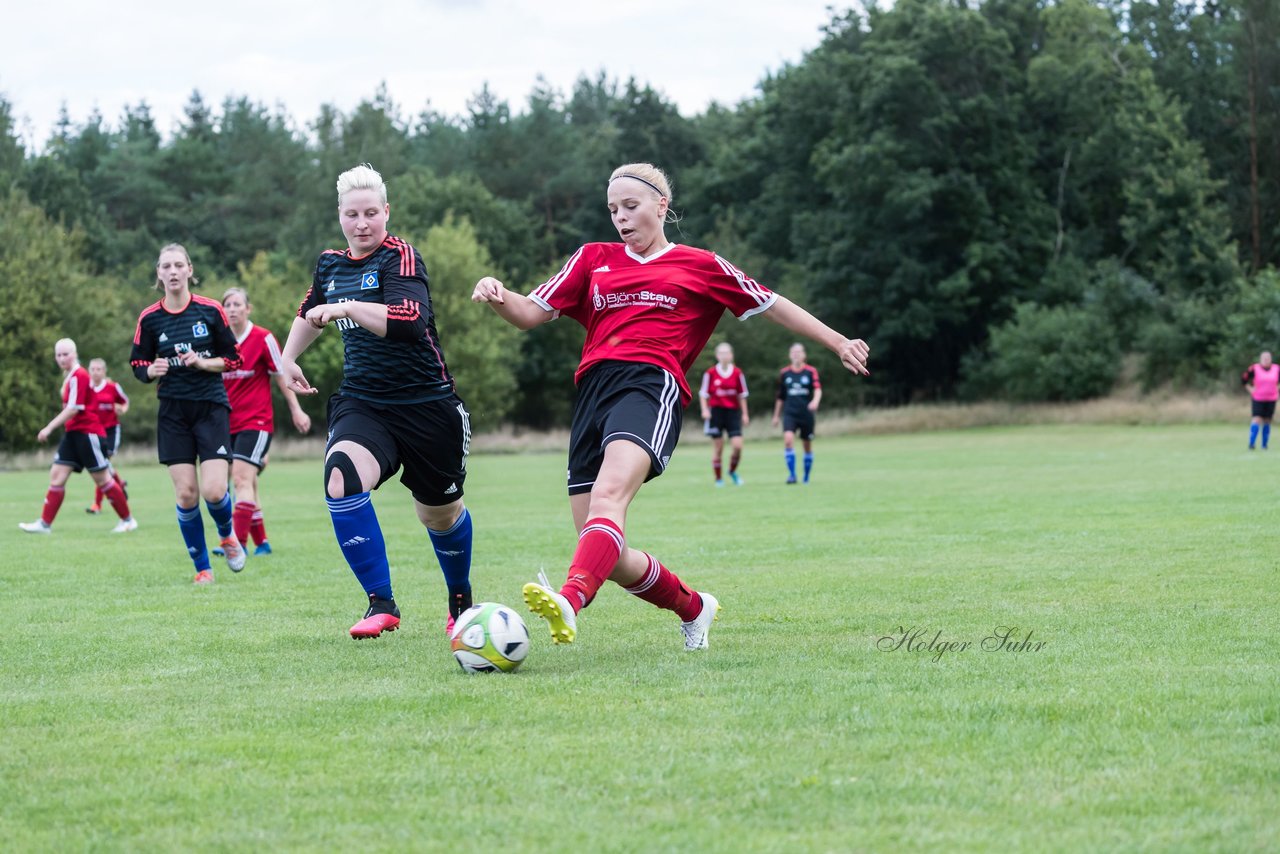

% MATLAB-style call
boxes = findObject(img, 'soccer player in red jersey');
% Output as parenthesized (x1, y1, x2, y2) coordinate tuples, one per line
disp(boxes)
(130, 244, 246, 583)
(1241, 350, 1279, 450)
(279, 164, 476, 640)
(84, 358, 130, 515)
(699, 342, 749, 486)
(19, 339, 136, 534)
(219, 287, 312, 555)
(772, 343, 822, 483)
(473, 162, 870, 651)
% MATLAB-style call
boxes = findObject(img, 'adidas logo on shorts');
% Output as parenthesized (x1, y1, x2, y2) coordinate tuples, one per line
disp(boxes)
(443, 483, 458, 495)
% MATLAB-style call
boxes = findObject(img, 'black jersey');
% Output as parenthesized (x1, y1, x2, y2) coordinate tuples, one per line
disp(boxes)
(299, 234, 454, 404)
(130, 294, 241, 405)
(777, 364, 821, 416)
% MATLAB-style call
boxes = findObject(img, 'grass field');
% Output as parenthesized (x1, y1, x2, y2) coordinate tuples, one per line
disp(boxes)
(1, 424, 1276, 851)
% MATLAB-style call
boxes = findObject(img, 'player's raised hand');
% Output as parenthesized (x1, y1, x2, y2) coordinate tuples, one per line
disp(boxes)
(472, 277, 507, 304)
(305, 303, 348, 329)
(279, 359, 317, 395)
(838, 337, 871, 376)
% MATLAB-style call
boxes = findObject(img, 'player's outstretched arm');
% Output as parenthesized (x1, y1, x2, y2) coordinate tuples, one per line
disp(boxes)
(472, 277, 554, 331)
(763, 295, 870, 377)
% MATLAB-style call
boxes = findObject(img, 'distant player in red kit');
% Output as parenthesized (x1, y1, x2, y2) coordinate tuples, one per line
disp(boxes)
(220, 287, 312, 555)
(474, 162, 870, 652)
(85, 357, 129, 515)
(19, 339, 136, 534)
(1242, 350, 1279, 450)
(772, 343, 822, 483)
(699, 342, 749, 486)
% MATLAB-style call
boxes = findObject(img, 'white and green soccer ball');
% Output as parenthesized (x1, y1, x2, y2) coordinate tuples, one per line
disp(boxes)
(450, 602, 530, 673)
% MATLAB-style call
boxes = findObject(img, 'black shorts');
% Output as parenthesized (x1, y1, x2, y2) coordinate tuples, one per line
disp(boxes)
(327, 393, 470, 506)
(783, 410, 816, 440)
(232, 430, 273, 470)
(101, 424, 122, 458)
(54, 430, 110, 473)
(1252, 399, 1276, 419)
(704, 408, 743, 438)
(568, 361, 683, 496)
(157, 398, 233, 466)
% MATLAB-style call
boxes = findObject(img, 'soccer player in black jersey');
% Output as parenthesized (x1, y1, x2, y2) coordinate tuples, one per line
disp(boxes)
(130, 243, 247, 583)
(278, 164, 475, 640)
(772, 343, 822, 483)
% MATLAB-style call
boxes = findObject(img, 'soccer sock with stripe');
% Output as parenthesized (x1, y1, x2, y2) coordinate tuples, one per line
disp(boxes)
(1250, 423, 1260, 447)
(427, 507, 473, 618)
(176, 504, 210, 571)
(560, 517, 624, 613)
(804, 452, 814, 481)
(250, 506, 267, 545)
(41, 485, 66, 526)
(729, 448, 741, 474)
(785, 448, 797, 479)
(712, 457, 722, 481)
(205, 493, 234, 539)
(233, 501, 256, 545)
(101, 480, 130, 520)
(327, 493, 393, 601)
(624, 552, 702, 621)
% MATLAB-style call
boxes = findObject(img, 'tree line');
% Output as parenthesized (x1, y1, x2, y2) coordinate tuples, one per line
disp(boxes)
(1, 0, 1278, 451)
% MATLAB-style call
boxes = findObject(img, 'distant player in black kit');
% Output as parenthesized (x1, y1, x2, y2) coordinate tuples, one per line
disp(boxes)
(772, 343, 822, 483)
(278, 164, 475, 640)
(130, 243, 246, 583)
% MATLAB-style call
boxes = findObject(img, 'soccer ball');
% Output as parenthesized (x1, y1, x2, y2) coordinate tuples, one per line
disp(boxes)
(450, 602, 530, 673)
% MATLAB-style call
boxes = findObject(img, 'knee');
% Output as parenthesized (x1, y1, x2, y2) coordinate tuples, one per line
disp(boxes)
(324, 451, 363, 499)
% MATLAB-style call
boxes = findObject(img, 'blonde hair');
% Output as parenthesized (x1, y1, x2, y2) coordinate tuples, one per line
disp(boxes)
(89, 357, 106, 370)
(154, 243, 199, 290)
(55, 337, 77, 355)
(222, 286, 249, 306)
(609, 163, 672, 202)
(336, 163, 388, 205)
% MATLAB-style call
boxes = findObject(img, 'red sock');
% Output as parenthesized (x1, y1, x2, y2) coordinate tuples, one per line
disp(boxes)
(102, 481, 131, 520)
(624, 552, 702, 621)
(93, 482, 104, 506)
(560, 517, 624, 613)
(233, 501, 256, 545)
(250, 507, 267, 546)
(114, 471, 126, 492)
(713, 458, 722, 480)
(729, 449, 741, 473)
(41, 486, 66, 525)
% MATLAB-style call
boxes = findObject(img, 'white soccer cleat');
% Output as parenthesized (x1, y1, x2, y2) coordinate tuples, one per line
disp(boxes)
(522, 570, 577, 645)
(681, 592, 721, 651)
(111, 518, 138, 534)
(18, 520, 52, 534)
(220, 535, 246, 572)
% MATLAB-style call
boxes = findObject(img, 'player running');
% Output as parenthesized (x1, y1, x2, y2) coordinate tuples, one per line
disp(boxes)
(278, 163, 476, 640)
(130, 243, 247, 583)
(218, 287, 312, 555)
(1241, 350, 1278, 450)
(473, 162, 870, 651)
(84, 357, 130, 515)
(699, 342, 749, 486)
(20, 339, 136, 534)
(772, 343, 821, 483)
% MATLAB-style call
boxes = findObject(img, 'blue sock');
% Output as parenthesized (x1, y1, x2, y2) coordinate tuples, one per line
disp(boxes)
(205, 492, 234, 539)
(1264, 424, 1271, 448)
(1250, 423, 1260, 448)
(428, 507, 473, 602)
(804, 452, 814, 482)
(327, 493, 392, 600)
(176, 504, 209, 571)
(785, 448, 796, 479)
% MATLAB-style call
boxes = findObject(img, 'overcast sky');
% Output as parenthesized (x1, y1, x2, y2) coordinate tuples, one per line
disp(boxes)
(3, 0, 853, 148)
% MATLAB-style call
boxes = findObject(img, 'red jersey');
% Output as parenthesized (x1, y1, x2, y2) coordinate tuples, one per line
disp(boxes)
(89, 379, 129, 429)
(223, 322, 283, 434)
(700, 364, 749, 410)
(62, 365, 104, 435)
(530, 243, 776, 404)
